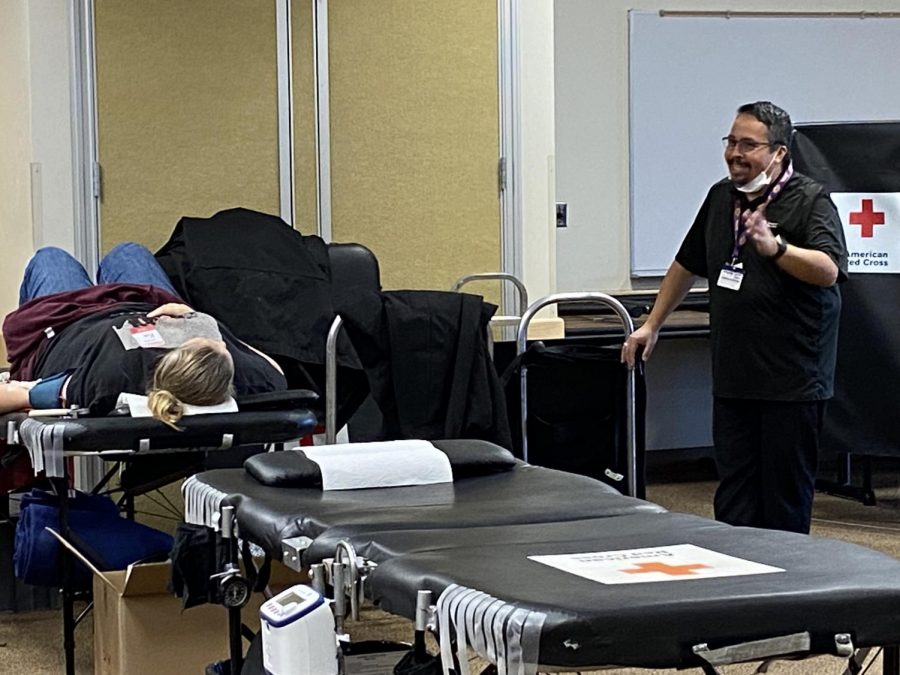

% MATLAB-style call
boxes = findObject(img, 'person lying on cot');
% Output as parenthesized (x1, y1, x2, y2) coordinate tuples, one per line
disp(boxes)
(0, 243, 286, 426)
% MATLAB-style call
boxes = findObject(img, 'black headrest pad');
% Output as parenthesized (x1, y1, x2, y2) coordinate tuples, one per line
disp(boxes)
(245, 450, 324, 488)
(244, 439, 517, 488)
(429, 439, 517, 479)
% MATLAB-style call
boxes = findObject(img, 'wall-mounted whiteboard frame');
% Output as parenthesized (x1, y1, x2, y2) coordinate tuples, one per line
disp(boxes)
(628, 10, 900, 277)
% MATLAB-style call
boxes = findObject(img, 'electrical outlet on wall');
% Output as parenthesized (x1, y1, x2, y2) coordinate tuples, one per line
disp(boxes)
(556, 202, 568, 228)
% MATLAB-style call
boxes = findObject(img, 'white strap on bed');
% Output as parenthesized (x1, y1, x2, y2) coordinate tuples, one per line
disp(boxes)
(182, 475, 229, 529)
(116, 392, 238, 417)
(18, 417, 66, 478)
(302, 440, 453, 490)
(437, 583, 545, 675)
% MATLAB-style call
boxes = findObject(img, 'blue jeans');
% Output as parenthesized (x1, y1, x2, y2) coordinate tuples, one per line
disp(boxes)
(19, 243, 179, 306)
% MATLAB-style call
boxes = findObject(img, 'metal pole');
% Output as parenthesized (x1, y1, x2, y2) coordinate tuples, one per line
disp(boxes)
(70, 0, 100, 273)
(54, 476, 76, 675)
(276, 0, 296, 226)
(221, 506, 243, 675)
(325, 315, 343, 444)
(452, 272, 529, 316)
(452, 272, 528, 343)
(659, 10, 900, 18)
(516, 292, 637, 496)
(414, 590, 432, 660)
(313, 0, 333, 240)
(497, 0, 523, 315)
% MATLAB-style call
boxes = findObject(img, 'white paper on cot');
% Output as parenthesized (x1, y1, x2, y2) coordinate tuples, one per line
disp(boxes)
(303, 440, 453, 490)
(717, 264, 744, 291)
(116, 392, 238, 417)
(529, 543, 784, 585)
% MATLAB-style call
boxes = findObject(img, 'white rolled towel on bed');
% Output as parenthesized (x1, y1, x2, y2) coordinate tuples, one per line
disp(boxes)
(303, 439, 453, 490)
(115, 392, 238, 417)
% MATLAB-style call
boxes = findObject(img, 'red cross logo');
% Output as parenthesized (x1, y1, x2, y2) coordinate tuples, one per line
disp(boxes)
(849, 199, 885, 238)
(622, 561, 711, 576)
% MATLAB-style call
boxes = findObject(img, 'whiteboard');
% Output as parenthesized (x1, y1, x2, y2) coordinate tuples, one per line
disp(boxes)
(628, 11, 900, 276)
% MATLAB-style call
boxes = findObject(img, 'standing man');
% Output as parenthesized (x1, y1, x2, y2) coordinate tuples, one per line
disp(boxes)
(622, 101, 848, 533)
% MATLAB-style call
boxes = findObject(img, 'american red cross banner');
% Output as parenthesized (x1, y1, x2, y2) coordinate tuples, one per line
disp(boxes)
(794, 122, 900, 459)
(831, 193, 900, 273)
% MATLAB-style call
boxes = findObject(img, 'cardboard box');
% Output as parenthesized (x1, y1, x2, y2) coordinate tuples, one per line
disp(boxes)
(91, 561, 250, 675)
(53, 532, 301, 675)
(491, 316, 566, 341)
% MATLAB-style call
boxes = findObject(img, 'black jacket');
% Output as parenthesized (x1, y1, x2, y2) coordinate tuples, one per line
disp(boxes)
(156, 208, 511, 447)
(156, 208, 337, 368)
(340, 289, 512, 449)
(155, 208, 366, 422)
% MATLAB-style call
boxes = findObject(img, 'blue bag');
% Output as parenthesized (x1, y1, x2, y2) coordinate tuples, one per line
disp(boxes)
(14, 489, 173, 590)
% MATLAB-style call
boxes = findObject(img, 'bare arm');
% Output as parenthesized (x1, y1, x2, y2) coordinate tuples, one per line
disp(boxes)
(0, 381, 34, 414)
(773, 246, 838, 286)
(743, 205, 839, 286)
(620, 261, 697, 368)
(240, 341, 284, 376)
(147, 303, 194, 318)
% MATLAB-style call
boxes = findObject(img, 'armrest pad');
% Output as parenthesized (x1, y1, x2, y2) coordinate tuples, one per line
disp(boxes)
(234, 389, 319, 411)
(11, 410, 317, 452)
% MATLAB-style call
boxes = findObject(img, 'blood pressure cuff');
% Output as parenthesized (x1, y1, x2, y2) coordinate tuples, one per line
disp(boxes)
(169, 522, 222, 609)
(244, 438, 519, 488)
(28, 370, 74, 409)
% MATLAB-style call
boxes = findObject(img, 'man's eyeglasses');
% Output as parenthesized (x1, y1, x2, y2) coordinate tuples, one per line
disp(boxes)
(722, 136, 774, 153)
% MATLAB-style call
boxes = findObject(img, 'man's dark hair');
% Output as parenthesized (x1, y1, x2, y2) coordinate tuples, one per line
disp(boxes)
(737, 101, 793, 153)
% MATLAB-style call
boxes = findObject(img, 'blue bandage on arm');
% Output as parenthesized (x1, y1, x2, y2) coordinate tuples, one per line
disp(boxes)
(28, 371, 74, 409)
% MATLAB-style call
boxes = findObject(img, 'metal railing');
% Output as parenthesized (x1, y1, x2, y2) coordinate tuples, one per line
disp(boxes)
(516, 292, 638, 497)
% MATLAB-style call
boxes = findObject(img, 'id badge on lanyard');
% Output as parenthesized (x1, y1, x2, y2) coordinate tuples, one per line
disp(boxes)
(718, 201, 748, 292)
(718, 162, 793, 292)
(717, 261, 744, 291)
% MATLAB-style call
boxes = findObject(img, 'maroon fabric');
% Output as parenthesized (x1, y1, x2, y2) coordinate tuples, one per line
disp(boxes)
(3, 284, 182, 379)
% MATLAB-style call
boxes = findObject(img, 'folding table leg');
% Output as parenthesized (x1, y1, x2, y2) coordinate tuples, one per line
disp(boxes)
(51, 475, 77, 675)
(884, 645, 900, 675)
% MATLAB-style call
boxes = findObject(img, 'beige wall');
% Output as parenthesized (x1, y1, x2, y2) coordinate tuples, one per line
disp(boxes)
(0, 1, 35, 364)
(6, 2, 550, 316)
(95, 0, 505, 294)
(327, 0, 501, 293)
(94, 0, 281, 253)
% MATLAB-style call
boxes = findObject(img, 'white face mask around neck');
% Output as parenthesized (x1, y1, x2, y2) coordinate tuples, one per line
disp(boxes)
(734, 152, 781, 194)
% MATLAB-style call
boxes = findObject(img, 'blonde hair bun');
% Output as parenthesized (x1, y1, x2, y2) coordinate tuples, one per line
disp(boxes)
(147, 388, 185, 429)
(147, 341, 234, 430)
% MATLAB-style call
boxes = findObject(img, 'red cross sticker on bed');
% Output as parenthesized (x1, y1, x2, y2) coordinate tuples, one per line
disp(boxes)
(528, 544, 784, 584)
(831, 193, 900, 272)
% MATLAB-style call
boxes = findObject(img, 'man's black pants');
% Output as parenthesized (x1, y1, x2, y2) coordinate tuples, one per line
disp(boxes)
(712, 397, 826, 534)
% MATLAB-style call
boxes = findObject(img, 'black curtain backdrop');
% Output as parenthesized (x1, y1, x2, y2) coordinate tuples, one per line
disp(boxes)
(793, 122, 900, 458)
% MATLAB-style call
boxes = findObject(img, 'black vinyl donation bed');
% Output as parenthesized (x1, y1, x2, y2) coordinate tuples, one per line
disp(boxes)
(1, 391, 319, 675)
(184, 438, 900, 674)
